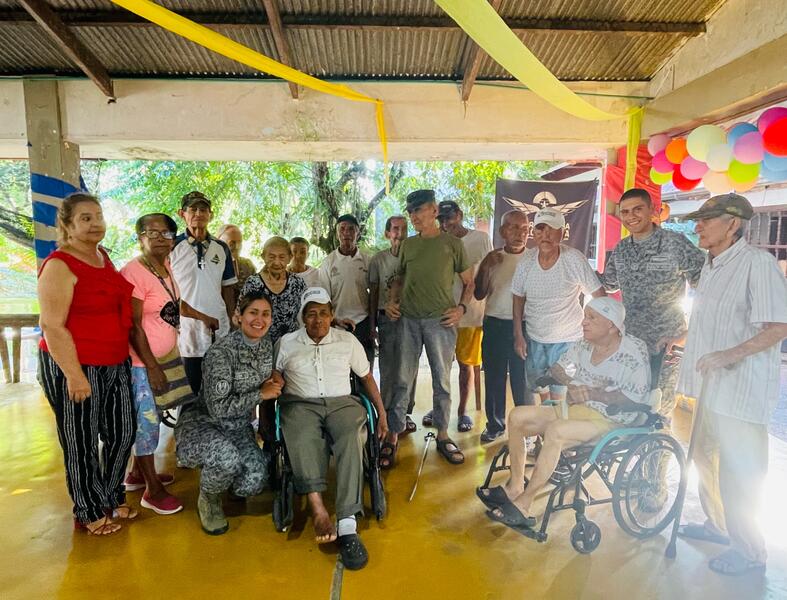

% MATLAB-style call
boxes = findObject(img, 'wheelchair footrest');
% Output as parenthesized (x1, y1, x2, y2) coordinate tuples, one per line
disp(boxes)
(520, 527, 547, 543)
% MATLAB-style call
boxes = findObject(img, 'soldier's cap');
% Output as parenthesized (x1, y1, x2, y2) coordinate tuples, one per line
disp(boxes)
(181, 190, 211, 210)
(300, 287, 332, 314)
(405, 189, 436, 213)
(683, 193, 753, 221)
(437, 200, 462, 218)
(533, 207, 565, 230)
(336, 214, 360, 228)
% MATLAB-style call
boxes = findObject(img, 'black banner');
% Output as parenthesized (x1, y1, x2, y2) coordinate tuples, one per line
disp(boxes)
(493, 178, 599, 256)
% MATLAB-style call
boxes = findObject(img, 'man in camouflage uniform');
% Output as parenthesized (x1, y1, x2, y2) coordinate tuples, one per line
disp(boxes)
(600, 188, 705, 415)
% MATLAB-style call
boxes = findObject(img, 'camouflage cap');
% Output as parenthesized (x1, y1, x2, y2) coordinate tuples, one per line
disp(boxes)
(683, 193, 753, 221)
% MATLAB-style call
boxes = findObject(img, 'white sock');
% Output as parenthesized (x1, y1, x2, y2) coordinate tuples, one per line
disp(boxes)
(337, 516, 357, 537)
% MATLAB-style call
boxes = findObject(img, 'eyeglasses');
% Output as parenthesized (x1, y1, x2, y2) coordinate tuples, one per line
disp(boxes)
(140, 230, 175, 240)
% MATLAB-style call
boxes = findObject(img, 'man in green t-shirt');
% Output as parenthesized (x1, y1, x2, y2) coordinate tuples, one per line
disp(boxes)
(382, 189, 474, 467)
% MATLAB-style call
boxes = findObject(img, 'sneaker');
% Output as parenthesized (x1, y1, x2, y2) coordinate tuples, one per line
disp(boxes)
(124, 472, 175, 492)
(480, 428, 505, 443)
(140, 491, 184, 515)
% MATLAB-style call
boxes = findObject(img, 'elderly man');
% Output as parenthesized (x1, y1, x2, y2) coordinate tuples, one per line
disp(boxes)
(675, 194, 787, 576)
(275, 287, 388, 570)
(170, 191, 237, 393)
(512, 207, 605, 408)
(474, 210, 530, 442)
(318, 214, 374, 366)
(479, 298, 652, 531)
(383, 189, 474, 467)
(600, 189, 704, 414)
(217, 223, 257, 314)
(432, 199, 493, 433)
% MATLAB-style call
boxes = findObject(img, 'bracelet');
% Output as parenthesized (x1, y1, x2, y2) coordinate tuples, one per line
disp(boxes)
(458, 303, 467, 314)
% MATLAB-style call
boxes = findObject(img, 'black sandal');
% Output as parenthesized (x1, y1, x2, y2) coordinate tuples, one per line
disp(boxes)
(476, 486, 509, 510)
(436, 438, 464, 464)
(486, 500, 536, 532)
(337, 534, 369, 571)
(379, 441, 397, 470)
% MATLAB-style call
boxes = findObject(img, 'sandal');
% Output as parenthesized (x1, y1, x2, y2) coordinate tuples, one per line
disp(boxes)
(486, 499, 537, 532)
(379, 441, 398, 470)
(337, 533, 369, 571)
(422, 410, 434, 427)
(109, 504, 138, 520)
(403, 415, 417, 435)
(476, 486, 509, 510)
(75, 516, 122, 536)
(708, 549, 766, 576)
(678, 522, 730, 545)
(457, 415, 473, 433)
(436, 438, 464, 465)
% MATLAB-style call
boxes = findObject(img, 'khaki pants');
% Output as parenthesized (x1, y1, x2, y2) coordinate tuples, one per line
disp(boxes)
(280, 395, 367, 519)
(694, 407, 769, 563)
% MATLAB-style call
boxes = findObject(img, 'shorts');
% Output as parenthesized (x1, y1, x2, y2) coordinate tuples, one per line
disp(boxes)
(131, 366, 162, 456)
(553, 403, 619, 436)
(525, 336, 570, 394)
(456, 327, 483, 366)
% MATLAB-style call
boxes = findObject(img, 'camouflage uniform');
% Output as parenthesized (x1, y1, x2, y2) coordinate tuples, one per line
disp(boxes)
(176, 329, 272, 495)
(600, 227, 704, 414)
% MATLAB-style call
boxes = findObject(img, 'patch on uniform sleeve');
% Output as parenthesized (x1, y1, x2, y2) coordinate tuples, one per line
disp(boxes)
(214, 379, 230, 395)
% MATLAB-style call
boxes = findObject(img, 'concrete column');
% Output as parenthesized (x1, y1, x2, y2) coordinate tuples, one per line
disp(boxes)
(23, 80, 81, 262)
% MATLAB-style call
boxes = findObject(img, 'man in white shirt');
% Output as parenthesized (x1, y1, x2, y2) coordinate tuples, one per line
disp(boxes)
(474, 210, 529, 442)
(676, 194, 787, 576)
(429, 200, 492, 433)
(318, 214, 374, 366)
(511, 207, 605, 404)
(275, 287, 387, 571)
(170, 191, 237, 393)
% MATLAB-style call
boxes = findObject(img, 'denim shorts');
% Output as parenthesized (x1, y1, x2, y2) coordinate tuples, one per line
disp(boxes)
(525, 336, 570, 394)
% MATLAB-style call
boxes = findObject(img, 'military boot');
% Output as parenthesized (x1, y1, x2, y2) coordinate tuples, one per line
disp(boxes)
(198, 490, 229, 535)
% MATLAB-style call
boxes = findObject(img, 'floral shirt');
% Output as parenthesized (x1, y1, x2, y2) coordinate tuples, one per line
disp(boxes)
(241, 272, 306, 344)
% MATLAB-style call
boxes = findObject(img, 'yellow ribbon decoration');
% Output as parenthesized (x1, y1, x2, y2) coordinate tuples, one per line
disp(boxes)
(109, 0, 389, 191)
(624, 108, 644, 191)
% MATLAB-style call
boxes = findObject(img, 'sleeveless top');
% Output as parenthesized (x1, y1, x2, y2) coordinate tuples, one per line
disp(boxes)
(39, 248, 133, 366)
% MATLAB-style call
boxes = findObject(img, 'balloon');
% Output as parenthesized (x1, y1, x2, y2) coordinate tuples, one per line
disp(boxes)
(649, 168, 672, 185)
(763, 152, 787, 172)
(672, 169, 701, 191)
(732, 131, 764, 164)
(728, 160, 760, 183)
(703, 171, 733, 194)
(680, 156, 708, 180)
(652, 150, 675, 173)
(665, 138, 688, 164)
(687, 125, 726, 161)
(647, 134, 671, 157)
(706, 144, 733, 172)
(659, 203, 671, 222)
(727, 122, 758, 147)
(763, 117, 787, 156)
(733, 179, 757, 193)
(757, 107, 787, 132)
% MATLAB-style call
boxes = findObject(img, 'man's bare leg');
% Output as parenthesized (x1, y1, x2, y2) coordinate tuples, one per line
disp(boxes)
(307, 491, 337, 543)
(504, 406, 558, 499)
(458, 362, 471, 418)
(473, 365, 482, 411)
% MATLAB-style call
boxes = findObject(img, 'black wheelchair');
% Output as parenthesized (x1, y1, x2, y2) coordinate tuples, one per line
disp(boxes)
(271, 392, 387, 532)
(480, 378, 686, 554)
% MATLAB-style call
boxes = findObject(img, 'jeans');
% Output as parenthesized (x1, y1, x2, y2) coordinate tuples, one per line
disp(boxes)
(482, 317, 528, 434)
(389, 316, 456, 434)
(378, 312, 416, 414)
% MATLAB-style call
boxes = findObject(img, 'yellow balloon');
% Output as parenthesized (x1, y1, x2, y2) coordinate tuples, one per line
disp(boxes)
(650, 168, 672, 185)
(687, 125, 726, 161)
(702, 170, 733, 194)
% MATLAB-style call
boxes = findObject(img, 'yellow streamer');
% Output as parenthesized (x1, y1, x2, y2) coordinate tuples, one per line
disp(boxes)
(624, 108, 644, 192)
(434, 0, 637, 122)
(109, 0, 390, 192)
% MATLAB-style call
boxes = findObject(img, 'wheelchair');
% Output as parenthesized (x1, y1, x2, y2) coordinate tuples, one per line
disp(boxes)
(480, 378, 687, 554)
(271, 392, 387, 532)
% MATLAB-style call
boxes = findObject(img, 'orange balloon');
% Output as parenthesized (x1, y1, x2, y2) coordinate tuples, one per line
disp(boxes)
(665, 138, 689, 164)
(660, 202, 671, 222)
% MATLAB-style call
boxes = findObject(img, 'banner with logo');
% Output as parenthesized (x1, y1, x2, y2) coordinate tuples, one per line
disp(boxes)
(493, 178, 599, 256)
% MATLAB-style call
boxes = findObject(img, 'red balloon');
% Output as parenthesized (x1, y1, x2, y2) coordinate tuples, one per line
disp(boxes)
(763, 117, 787, 156)
(672, 168, 701, 191)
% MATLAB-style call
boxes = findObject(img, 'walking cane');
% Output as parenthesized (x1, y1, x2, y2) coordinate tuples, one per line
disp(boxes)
(409, 432, 436, 502)
(665, 376, 706, 559)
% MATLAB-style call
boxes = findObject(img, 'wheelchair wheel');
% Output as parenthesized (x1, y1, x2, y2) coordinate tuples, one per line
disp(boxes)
(272, 447, 294, 533)
(612, 433, 685, 539)
(570, 519, 601, 554)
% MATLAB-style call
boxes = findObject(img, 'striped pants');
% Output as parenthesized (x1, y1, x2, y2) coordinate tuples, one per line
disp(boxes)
(38, 350, 136, 524)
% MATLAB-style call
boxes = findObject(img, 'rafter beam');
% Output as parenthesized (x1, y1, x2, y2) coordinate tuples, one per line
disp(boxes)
(460, 0, 503, 102)
(15, 1, 114, 99)
(261, 0, 298, 99)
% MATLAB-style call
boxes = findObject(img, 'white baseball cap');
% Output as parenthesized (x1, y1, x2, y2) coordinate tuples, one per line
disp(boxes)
(587, 297, 626, 335)
(300, 286, 332, 311)
(533, 207, 565, 230)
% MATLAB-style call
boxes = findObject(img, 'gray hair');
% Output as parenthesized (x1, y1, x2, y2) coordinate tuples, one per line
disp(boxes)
(721, 214, 747, 241)
(501, 209, 528, 226)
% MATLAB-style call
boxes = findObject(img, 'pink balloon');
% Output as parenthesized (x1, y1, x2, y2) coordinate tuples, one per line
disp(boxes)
(680, 156, 708, 180)
(652, 150, 675, 173)
(647, 134, 671, 157)
(757, 107, 787, 133)
(733, 131, 764, 164)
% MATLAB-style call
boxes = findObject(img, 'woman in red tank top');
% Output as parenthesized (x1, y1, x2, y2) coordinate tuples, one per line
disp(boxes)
(38, 193, 136, 536)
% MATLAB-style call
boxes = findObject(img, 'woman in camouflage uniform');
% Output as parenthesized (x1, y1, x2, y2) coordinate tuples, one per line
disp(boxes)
(175, 290, 283, 535)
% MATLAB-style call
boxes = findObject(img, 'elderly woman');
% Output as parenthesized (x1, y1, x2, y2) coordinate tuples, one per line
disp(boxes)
(241, 236, 307, 345)
(119, 213, 183, 515)
(478, 297, 651, 532)
(38, 192, 136, 536)
(175, 290, 283, 535)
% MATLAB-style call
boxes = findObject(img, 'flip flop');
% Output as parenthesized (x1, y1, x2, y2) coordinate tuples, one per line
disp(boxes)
(476, 486, 509, 510)
(436, 438, 464, 464)
(404, 415, 417, 435)
(708, 549, 766, 576)
(486, 499, 537, 532)
(458, 415, 473, 433)
(678, 523, 730, 545)
(379, 441, 398, 470)
(422, 410, 434, 427)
